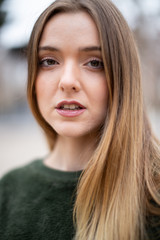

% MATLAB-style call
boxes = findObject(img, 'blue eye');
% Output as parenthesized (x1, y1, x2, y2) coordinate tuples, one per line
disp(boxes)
(39, 58, 59, 67)
(87, 59, 104, 69)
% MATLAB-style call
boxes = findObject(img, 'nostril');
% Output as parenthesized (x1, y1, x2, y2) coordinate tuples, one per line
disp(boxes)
(58, 77, 80, 92)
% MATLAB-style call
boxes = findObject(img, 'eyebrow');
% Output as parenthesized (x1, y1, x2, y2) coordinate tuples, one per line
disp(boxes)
(38, 46, 59, 52)
(79, 46, 101, 52)
(38, 46, 101, 53)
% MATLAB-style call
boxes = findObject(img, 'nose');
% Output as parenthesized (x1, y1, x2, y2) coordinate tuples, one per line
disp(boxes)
(58, 61, 81, 92)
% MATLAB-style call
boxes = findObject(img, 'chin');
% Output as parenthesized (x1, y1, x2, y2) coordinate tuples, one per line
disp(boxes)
(55, 130, 90, 139)
(48, 119, 102, 139)
(51, 125, 95, 139)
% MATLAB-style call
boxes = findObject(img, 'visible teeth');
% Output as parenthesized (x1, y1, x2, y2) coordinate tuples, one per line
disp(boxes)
(61, 104, 81, 110)
(63, 104, 70, 109)
(70, 104, 77, 110)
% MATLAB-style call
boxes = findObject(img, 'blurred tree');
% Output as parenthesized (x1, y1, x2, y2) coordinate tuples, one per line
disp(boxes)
(0, 0, 7, 28)
(132, 0, 160, 107)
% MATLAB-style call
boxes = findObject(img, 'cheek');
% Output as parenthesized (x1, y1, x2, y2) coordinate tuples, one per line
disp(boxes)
(92, 79, 108, 121)
(35, 77, 52, 116)
(35, 78, 43, 99)
(98, 84, 108, 104)
(89, 77, 108, 107)
(35, 74, 56, 103)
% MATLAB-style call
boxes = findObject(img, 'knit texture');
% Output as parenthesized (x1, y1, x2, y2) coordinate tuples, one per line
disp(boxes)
(0, 160, 81, 240)
(0, 159, 159, 240)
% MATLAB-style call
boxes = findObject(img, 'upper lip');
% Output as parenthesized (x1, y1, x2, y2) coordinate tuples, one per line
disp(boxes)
(56, 100, 86, 109)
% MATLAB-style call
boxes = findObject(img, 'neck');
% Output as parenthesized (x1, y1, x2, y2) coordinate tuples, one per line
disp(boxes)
(44, 135, 97, 171)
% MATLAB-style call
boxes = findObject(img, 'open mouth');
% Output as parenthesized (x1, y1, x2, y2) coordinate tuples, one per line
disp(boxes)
(56, 101, 86, 117)
(59, 104, 83, 110)
(56, 101, 85, 110)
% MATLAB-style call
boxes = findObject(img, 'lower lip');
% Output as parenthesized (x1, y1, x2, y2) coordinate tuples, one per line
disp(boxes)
(56, 109, 85, 117)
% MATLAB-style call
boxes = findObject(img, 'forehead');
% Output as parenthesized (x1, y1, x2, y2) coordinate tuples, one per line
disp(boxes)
(39, 11, 100, 47)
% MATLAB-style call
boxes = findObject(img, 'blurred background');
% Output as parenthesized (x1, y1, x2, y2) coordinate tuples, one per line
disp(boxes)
(0, 0, 160, 177)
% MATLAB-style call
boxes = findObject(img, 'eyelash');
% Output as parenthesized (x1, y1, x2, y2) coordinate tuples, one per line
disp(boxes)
(39, 57, 104, 70)
(39, 58, 59, 67)
(85, 58, 104, 69)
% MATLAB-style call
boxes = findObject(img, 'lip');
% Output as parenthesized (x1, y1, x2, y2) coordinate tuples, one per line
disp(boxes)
(55, 100, 86, 117)
(56, 100, 85, 109)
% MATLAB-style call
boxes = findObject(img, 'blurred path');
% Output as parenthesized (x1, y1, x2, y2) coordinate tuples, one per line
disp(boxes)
(0, 112, 48, 178)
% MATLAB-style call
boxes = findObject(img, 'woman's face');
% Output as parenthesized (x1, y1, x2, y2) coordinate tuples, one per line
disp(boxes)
(36, 11, 108, 139)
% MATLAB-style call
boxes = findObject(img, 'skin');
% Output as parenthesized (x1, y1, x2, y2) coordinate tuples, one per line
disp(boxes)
(36, 11, 108, 171)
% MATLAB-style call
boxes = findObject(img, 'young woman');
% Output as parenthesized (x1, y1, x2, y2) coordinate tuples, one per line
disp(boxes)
(0, 0, 160, 239)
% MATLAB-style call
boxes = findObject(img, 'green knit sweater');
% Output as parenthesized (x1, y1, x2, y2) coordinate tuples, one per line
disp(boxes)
(0, 159, 159, 240)
(0, 160, 81, 240)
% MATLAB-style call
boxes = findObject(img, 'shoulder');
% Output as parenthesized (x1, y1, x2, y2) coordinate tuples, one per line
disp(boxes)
(0, 159, 41, 180)
(0, 159, 42, 194)
(146, 200, 160, 240)
(146, 214, 160, 240)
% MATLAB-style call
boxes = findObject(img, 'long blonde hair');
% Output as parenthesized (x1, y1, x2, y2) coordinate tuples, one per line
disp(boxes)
(27, 0, 160, 239)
